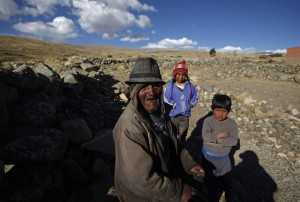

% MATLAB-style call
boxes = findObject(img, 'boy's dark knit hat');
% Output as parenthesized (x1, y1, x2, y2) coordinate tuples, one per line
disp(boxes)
(211, 94, 232, 111)
(126, 57, 165, 84)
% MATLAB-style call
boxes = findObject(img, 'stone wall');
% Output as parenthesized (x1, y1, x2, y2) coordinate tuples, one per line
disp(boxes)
(0, 57, 129, 202)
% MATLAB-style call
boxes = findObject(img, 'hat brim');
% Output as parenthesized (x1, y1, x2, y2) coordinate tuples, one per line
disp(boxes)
(125, 78, 165, 85)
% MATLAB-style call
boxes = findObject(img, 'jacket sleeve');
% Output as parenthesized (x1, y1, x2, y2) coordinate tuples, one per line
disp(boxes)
(180, 148, 198, 174)
(163, 82, 175, 106)
(218, 121, 238, 147)
(118, 127, 182, 202)
(202, 119, 216, 143)
(190, 84, 198, 107)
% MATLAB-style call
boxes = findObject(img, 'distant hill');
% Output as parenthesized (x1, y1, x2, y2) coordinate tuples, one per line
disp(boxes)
(0, 35, 88, 62)
(0, 35, 210, 63)
(0, 35, 147, 62)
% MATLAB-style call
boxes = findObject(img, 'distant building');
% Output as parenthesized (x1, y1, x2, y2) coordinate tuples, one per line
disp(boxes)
(287, 46, 300, 60)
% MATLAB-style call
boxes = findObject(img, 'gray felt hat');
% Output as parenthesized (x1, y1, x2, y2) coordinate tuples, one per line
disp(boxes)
(126, 57, 165, 84)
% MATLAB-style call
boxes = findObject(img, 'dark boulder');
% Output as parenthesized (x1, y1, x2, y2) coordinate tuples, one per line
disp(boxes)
(0, 129, 68, 164)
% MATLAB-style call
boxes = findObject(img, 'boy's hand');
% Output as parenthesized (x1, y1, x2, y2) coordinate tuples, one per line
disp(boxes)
(216, 132, 228, 139)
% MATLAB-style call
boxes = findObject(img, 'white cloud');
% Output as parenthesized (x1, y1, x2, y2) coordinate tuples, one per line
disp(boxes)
(218, 46, 256, 53)
(120, 35, 149, 42)
(102, 32, 119, 39)
(274, 49, 287, 54)
(143, 37, 198, 49)
(198, 46, 210, 51)
(238, 47, 257, 53)
(100, 0, 156, 12)
(3, 0, 154, 38)
(72, 0, 152, 35)
(219, 46, 242, 52)
(22, 0, 71, 16)
(266, 49, 287, 54)
(0, 0, 18, 20)
(136, 15, 151, 28)
(13, 16, 77, 41)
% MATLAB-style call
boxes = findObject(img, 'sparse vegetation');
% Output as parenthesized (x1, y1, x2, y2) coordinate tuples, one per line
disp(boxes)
(0, 35, 299, 202)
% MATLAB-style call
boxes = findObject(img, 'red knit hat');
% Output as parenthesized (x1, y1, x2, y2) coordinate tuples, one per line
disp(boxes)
(172, 60, 188, 78)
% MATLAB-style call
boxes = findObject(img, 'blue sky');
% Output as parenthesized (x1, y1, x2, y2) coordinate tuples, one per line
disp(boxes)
(0, 0, 299, 53)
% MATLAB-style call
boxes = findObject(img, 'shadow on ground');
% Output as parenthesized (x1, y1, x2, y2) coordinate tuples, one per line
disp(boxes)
(231, 150, 278, 202)
(187, 113, 277, 202)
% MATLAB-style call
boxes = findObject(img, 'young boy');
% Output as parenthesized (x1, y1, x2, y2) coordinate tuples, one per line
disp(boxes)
(163, 60, 198, 145)
(202, 94, 240, 201)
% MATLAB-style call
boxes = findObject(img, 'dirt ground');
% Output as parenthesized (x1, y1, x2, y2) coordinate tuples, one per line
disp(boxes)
(2, 35, 299, 201)
(199, 78, 300, 110)
(105, 58, 300, 201)
(187, 77, 300, 202)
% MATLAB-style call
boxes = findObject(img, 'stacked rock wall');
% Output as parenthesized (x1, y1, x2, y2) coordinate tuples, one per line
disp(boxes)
(0, 57, 129, 202)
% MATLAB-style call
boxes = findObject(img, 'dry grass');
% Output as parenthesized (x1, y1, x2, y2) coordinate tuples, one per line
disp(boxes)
(0, 35, 287, 64)
(0, 35, 85, 62)
(0, 35, 210, 62)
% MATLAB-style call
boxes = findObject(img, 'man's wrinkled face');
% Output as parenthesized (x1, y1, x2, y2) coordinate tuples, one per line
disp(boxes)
(138, 83, 163, 113)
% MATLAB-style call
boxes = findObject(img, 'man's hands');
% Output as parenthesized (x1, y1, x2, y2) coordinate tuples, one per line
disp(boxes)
(190, 164, 205, 177)
(181, 165, 205, 202)
(180, 184, 192, 202)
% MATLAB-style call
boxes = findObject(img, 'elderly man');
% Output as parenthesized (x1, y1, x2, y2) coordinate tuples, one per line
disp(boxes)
(113, 57, 203, 202)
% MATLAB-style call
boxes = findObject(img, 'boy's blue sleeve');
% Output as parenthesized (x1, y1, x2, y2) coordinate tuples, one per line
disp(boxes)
(163, 81, 175, 106)
(190, 84, 198, 107)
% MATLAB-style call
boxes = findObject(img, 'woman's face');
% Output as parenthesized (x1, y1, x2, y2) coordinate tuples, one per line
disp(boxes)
(138, 83, 163, 113)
